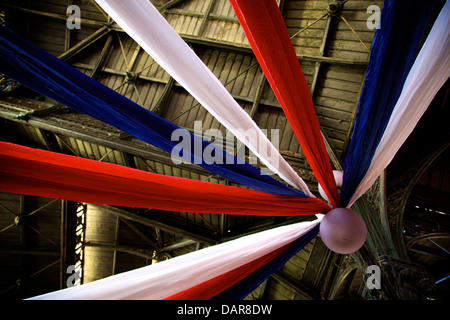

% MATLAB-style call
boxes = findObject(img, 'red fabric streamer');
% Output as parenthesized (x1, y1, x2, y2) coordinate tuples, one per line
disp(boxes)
(164, 241, 291, 300)
(0, 142, 330, 216)
(229, 0, 340, 208)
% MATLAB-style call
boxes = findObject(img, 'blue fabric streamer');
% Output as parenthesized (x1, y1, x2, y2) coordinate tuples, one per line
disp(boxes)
(0, 25, 304, 197)
(211, 223, 320, 300)
(340, 0, 435, 206)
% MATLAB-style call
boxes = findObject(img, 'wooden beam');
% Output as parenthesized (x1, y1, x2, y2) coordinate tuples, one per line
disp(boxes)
(179, 34, 368, 66)
(166, 8, 239, 23)
(72, 62, 289, 111)
(127, 44, 141, 72)
(257, 279, 269, 299)
(160, 239, 196, 252)
(159, 0, 187, 12)
(58, 26, 111, 61)
(196, 0, 216, 37)
(305, 13, 349, 166)
(151, 77, 175, 117)
(91, 205, 219, 245)
(39, 128, 63, 153)
(90, 0, 109, 20)
(309, 15, 332, 97)
(73, 62, 167, 84)
(118, 218, 159, 251)
(0, 3, 104, 27)
(279, 0, 289, 15)
(155, 227, 163, 250)
(90, 33, 114, 79)
(341, 79, 365, 160)
(321, 130, 343, 170)
(249, 71, 266, 119)
(85, 241, 154, 259)
(111, 216, 120, 275)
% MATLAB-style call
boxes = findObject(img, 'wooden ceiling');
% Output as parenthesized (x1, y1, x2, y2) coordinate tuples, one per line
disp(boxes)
(0, 0, 448, 301)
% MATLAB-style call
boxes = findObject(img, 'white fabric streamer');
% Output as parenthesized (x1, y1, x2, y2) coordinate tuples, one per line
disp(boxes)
(347, 1, 450, 207)
(28, 217, 321, 300)
(94, 0, 313, 196)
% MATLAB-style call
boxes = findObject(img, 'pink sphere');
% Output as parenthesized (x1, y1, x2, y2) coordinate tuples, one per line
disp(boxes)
(319, 208, 367, 254)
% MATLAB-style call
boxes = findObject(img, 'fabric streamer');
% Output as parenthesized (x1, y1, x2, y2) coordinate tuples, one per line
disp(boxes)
(346, 1, 450, 207)
(94, 0, 314, 197)
(27, 218, 321, 300)
(340, 0, 435, 207)
(228, 0, 340, 208)
(210, 224, 320, 300)
(0, 142, 330, 216)
(164, 235, 301, 300)
(0, 24, 302, 197)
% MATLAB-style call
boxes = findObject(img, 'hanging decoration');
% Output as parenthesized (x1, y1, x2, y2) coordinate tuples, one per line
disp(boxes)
(26, 218, 321, 300)
(339, 0, 436, 207)
(94, 0, 314, 197)
(0, 142, 330, 216)
(0, 24, 302, 197)
(228, 0, 340, 208)
(0, 0, 446, 300)
(210, 224, 320, 300)
(319, 208, 367, 255)
(347, 0, 450, 207)
(166, 225, 320, 300)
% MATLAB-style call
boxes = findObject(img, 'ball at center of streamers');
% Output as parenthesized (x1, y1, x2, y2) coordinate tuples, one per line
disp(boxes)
(319, 208, 367, 254)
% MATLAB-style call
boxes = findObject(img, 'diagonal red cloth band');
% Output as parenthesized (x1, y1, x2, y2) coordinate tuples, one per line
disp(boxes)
(0, 142, 330, 216)
(229, 0, 340, 208)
